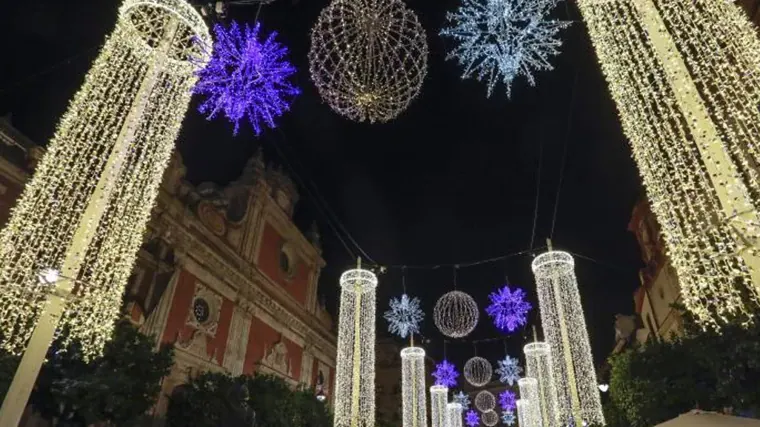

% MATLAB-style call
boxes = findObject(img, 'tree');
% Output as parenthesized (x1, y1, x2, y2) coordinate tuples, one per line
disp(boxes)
(0, 319, 174, 426)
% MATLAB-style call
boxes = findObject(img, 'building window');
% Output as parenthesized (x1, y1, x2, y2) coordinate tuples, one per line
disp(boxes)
(193, 298, 211, 324)
(280, 250, 291, 274)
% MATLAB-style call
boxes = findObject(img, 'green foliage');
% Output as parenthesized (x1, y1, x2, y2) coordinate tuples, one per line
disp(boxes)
(167, 372, 331, 427)
(0, 319, 174, 426)
(607, 313, 760, 427)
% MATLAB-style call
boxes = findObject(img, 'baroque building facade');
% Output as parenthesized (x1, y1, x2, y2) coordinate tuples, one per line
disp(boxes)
(0, 115, 337, 421)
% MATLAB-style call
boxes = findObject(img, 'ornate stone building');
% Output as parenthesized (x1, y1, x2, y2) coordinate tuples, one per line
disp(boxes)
(0, 115, 337, 421)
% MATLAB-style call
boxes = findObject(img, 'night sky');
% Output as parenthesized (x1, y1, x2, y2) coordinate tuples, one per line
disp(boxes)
(0, 0, 644, 370)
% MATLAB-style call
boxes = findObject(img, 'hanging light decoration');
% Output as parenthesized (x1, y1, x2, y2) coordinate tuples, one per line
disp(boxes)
(334, 263, 377, 427)
(485, 284, 532, 333)
(465, 410, 480, 427)
(0, 0, 210, 360)
(434, 291, 479, 338)
(384, 294, 424, 339)
(433, 359, 460, 388)
(501, 410, 516, 426)
(401, 347, 428, 427)
(481, 410, 499, 427)
(498, 390, 517, 412)
(464, 356, 492, 387)
(430, 385, 449, 427)
(474, 390, 496, 412)
(495, 355, 523, 386)
(577, 0, 760, 326)
(454, 391, 471, 410)
(518, 378, 542, 427)
(193, 21, 299, 136)
(308, 0, 428, 122)
(524, 342, 560, 427)
(516, 399, 533, 427)
(447, 402, 464, 427)
(532, 250, 604, 426)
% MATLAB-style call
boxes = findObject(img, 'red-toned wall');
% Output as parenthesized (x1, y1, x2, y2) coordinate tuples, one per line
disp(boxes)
(257, 222, 311, 306)
(0, 176, 22, 227)
(242, 315, 302, 380)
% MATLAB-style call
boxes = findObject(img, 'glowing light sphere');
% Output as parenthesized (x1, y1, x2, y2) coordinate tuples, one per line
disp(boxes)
(334, 266, 378, 427)
(434, 291, 479, 338)
(433, 360, 460, 388)
(501, 410, 516, 426)
(518, 378, 542, 427)
(430, 385, 449, 427)
(454, 391, 471, 410)
(485, 284, 531, 332)
(498, 390, 516, 412)
(464, 356, 492, 387)
(524, 342, 560, 427)
(0, 0, 210, 360)
(401, 347, 428, 427)
(308, 0, 428, 123)
(465, 409, 480, 427)
(496, 355, 522, 386)
(475, 390, 496, 412)
(482, 410, 499, 427)
(193, 21, 299, 136)
(516, 400, 533, 427)
(532, 251, 604, 426)
(578, 0, 760, 327)
(447, 402, 464, 427)
(384, 293, 424, 338)
(440, 0, 570, 97)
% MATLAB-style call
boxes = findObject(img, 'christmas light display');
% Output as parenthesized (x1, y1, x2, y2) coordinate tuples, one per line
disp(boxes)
(501, 411, 516, 426)
(498, 390, 516, 412)
(401, 347, 427, 427)
(482, 410, 499, 427)
(524, 342, 559, 427)
(431, 385, 449, 427)
(485, 285, 531, 332)
(532, 250, 604, 425)
(384, 294, 424, 339)
(465, 409, 480, 427)
(447, 402, 464, 427)
(454, 391, 471, 410)
(334, 265, 377, 427)
(518, 378, 542, 427)
(193, 21, 299, 136)
(464, 356, 492, 387)
(440, 0, 570, 97)
(516, 400, 533, 427)
(496, 355, 522, 386)
(577, 0, 760, 326)
(434, 291, 479, 338)
(475, 390, 496, 412)
(433, 359, 460, 388)
(308, 0, 428, 122)
(0, 0, 210, 361)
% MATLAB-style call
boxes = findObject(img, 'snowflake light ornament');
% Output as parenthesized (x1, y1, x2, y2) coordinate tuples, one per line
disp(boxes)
(433, 359, 459, 388)
(454, 391, 471, 410)
(384, 294, 424, 338)
(440, 0, 570, 97)
(501, 411, 516, 426)
(496, 355, 522, 385)
(498, 390, 516, 411)
(194, 21, 299, 135)
(465, 410, 480, 427)
(485, 285, 531, 332)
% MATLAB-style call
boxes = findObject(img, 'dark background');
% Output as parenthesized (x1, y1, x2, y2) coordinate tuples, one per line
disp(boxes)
(0, 0, 644, 372)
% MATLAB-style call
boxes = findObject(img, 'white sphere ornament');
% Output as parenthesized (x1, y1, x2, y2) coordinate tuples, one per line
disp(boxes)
(308, 0, 428, 123)
(434, 291, 479, 338)
(463, 356, 492, 387)
(474, 390, 496, 412)
(482, 410, 499, 427)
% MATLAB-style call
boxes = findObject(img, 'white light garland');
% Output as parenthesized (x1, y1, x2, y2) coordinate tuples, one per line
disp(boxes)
(474, 390, 496, 412)
(481, 410, 499, 427)
(518, 378, 542, 427)
(430, 385, 449, 427)
(434, 291, 479, 338)
(401, 347, 428, 427)
(334, 265, 377, 427)
(577, 0, 760, 326)
(532, 251, 604, 425)
(524, 342, 560, 427)
(0, 0, 209, 359)
(447, 402, 463, 427)
(516, 399, 534, 427)
(308, 0, 428, 123)
(463, 356, 492, 387)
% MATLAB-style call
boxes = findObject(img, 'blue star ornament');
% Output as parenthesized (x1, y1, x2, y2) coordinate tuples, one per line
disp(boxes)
(502, 410, 516, 426)
(384, 294, 424, 338)
(433, 360, 460, 388)
(454, 391, 471, 410)
(440, 0, 570, 97)
(485, 285, 531, 333)
(496, 355, 522, 385)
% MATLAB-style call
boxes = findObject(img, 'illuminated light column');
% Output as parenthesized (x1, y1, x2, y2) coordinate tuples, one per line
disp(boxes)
(430, 385, 449, 427)
(335, 261, 377, 427)
(516, 399, 533, 427)
(401, 347, 427, 427)
(532, 249, 604, 425)
(518, 378, 542, 427)
(524, 342, 560, 427)
(577, 0, 760, 326)
(446, 402, 463, 427)
(0, 1, 209, 425)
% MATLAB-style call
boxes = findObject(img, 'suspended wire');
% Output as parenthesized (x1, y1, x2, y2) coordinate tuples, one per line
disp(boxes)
(529, 132, 544, 250)
(379, 247, 544, 271)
